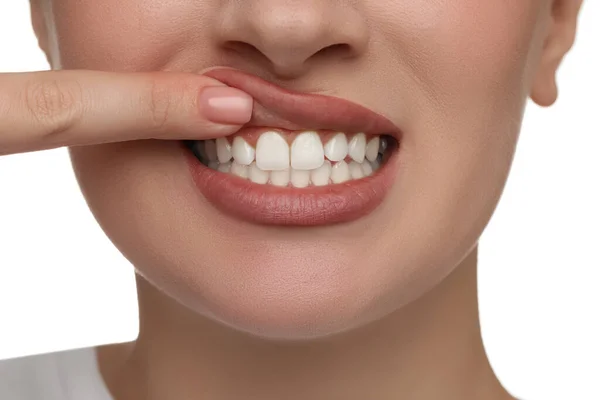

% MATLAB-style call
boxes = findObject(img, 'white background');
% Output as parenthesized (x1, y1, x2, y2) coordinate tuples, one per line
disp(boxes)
(0, 2, 598, 399)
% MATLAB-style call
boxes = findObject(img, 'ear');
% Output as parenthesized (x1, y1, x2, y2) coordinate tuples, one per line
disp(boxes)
(29, 0, 52, 66)
(530, 0, 584, 107)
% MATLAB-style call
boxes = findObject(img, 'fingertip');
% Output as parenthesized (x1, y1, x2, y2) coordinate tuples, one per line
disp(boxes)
(198, 86, 253, 125)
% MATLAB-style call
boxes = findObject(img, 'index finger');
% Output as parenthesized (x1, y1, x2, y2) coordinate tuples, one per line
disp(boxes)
(0, 70, 253, 155)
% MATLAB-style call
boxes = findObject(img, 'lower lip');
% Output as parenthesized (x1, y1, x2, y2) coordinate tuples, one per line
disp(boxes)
(183, 143, 400, 226)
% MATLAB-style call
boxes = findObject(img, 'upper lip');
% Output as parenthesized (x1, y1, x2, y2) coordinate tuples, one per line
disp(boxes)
(204, 68, 401, 136)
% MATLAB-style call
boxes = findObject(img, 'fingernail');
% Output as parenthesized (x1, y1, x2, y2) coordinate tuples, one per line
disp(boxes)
(199, 86, 253, 125)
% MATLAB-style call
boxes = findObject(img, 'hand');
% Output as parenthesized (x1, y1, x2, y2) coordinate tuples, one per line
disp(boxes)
(0, 70, 253, 156)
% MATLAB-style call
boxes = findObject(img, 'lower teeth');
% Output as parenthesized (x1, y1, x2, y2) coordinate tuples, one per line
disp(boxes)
(186, 135, 392, 188)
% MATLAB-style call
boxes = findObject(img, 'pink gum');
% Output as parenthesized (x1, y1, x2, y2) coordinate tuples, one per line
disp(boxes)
(214, 127, 381, 147)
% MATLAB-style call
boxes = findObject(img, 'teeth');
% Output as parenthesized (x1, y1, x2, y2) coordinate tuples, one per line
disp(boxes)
(331, 161, 351, 184)
(249, 162, 269, 184)
(379, 138, 388, 153)
(218, 162, 231, 173)
(192, 131, 392, 187)
(270, 168, 290, 187)
(348, 133, 366, 163)
(232, 137, 255, 166)
(192, 141, 206, 160)
(205, 140, 218, 162)
(324, 133, 348, 162)
(365, 137, 379, 162)
(291, 131, 324, 170)
(291, 169, 311, 188)
(361, 161, 373, 176)
(348, 161, 364, 180)
(310, 160, 332, 186)
(216, 138, 232, 163)
(231, 162, 249, 179)
(256, 132, 289, 171)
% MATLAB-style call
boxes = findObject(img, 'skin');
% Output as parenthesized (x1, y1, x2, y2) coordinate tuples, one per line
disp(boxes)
(5, 0, 582, 398)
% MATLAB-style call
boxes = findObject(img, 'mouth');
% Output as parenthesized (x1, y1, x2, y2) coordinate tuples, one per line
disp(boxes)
(184, 68, 402, 226)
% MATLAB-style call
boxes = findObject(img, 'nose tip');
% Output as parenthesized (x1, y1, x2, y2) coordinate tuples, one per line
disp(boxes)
(217, 3, 369, 78)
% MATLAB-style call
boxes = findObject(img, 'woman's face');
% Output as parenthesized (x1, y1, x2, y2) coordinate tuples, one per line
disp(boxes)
(34, 0, 557, 339)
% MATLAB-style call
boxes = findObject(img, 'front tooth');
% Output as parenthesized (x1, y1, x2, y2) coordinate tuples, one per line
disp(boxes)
(208, 161, 218, 170)
(270, 168, 290, 187)
(330, 161, 351, 183)
(365, 137, 379, 162)
(216, 138, 232, 163)
(348, 161, 364, 180)
(249, 162, 269, 184)
(324, 133, 348, 162)
(232, 137, 255, 166)
(310, 160, 331, 186)
(204, 140, 218, 162)
(291, 169, 310, 188)
(348, 133, 366, 163)
(256, 132, 290, 171)
(230, 162, 249, 179)
(291, 132, 324, 170)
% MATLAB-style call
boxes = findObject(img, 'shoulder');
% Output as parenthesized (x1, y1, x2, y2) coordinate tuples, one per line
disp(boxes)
(0, 347, 107, 400)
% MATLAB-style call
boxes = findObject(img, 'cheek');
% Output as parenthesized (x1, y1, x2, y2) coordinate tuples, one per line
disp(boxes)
(50, 0, 213, 70)
(376, 0, 544, 101)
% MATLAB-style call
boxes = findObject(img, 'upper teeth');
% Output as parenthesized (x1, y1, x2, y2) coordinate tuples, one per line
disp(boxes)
(203, 131, 383, 171)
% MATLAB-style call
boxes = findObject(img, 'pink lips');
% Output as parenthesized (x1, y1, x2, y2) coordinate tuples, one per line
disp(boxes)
(185, 68, 401, 226)
(204, 68, 400, 136)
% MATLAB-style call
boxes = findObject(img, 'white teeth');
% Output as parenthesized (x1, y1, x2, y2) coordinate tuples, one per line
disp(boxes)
(291, 131, 324, 170)
(324, 133, 348, 162)
(205, 140, 218, 162)
(270, 168, 290, 187)
(291, 169, 311, 188)
(232, 137, 255, 166)
(216, 138, 232, 163)
(218, 162, 231, 173)
(348, 161, 364, 180)
(365, 137, 379, 162)
(361, 161, 373, 176)
(348, 133, 366, 163)
(196, 131, 390, 186)
(256, 132, 289, 171)
(310, 160, 332, 186)
(249, 162, 269, 184)
(330, 161, 351, 183)
(230, 162, 249, 179)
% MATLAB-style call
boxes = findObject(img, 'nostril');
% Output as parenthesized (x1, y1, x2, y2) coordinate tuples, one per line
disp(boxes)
(313, 43, 354, 60)
(223, 41, 271, 63)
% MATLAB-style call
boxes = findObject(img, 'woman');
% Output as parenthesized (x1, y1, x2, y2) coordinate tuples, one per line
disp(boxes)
(0, 0, 585, 399)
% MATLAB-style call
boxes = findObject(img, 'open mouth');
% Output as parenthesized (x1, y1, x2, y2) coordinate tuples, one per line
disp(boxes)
(185, 130, 395, 186)
(184, 68, 402, 226)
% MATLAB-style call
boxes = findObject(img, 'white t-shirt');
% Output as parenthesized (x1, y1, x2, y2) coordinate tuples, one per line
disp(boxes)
(0, 347, 113, 400)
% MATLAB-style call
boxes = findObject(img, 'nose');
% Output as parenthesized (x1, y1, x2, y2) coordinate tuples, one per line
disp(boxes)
(216, 1, 370, 78)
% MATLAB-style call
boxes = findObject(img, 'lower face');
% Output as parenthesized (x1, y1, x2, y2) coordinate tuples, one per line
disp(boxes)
(43, 0, 547, 338)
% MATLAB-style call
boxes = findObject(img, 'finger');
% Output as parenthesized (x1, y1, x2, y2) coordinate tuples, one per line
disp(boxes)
(0, 70, 253, 155)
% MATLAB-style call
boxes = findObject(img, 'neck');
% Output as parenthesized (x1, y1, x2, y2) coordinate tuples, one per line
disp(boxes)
(98, 245, 513, 400)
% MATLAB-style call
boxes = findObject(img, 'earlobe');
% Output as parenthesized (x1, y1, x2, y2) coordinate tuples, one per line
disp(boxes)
(530, 0, 584, 107)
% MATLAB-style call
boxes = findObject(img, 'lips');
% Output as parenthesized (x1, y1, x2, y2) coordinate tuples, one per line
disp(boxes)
(203, 68, 401, 137)
(185, 68, 401, 226)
